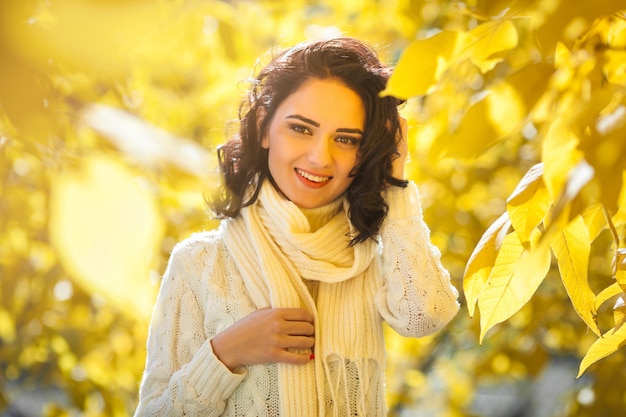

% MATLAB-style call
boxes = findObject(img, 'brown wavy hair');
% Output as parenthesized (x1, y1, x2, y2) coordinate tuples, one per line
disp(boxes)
(211, 37, 407, 244)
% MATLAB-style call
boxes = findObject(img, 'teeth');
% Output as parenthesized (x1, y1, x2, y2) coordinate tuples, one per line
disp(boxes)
(296, 168, 330, 183)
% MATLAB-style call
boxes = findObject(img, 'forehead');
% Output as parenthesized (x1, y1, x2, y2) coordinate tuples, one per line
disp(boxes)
(275, 78, 365, 127)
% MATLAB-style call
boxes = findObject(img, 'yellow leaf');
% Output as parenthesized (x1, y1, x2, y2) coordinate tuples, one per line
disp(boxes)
(477, 230, 552, 343)
(607, 15, 626, 48)
(551, 216, 600, 336)
(467, 19, 518, 73)
(463, 212, 511, 318)
(581, 204, 606, 241)
(533, 0, 625, 52)
(596, 283, 623, 311)
(566, 160, 597, 199)
(614, 296, 626, 331)
(507, 163, 552, 244)
(436, 81, 525, 159)
(382, 31, 466, 99)
(582, 108, 626, 214)
(551, 42, 575, 91)
(541, 117, 584, 201)
(612, 171, 626, 225)
(616, 248, 626, 293)
(49, 155, 163, 320)
(604, 50, 626, 86)
(486, 81, 527, 136)
(577, 321, 626, 378)
(506, 63, 554, 116)
(430, 91, 497, 160)
(548, 160, 595, 228)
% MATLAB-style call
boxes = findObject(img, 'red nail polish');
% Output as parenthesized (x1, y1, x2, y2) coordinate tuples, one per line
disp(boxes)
(310, 354, 315, 360)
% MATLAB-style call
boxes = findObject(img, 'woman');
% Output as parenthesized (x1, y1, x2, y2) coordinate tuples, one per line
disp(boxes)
(135, 37, 459, 417)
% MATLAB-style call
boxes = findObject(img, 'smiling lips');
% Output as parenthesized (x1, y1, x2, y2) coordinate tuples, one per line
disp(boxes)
(295, 168, 332, 184)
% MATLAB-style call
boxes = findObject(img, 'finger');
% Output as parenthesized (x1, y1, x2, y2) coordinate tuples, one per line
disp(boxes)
(275, 350, 315, 365)
(285, 321, 315, 336)
(276, 334, 315, 350)
(274, 307, 314, 323)
(286, 335, 315, 349)
(268, 318, 315, 338)
(268, 331, 314, 350)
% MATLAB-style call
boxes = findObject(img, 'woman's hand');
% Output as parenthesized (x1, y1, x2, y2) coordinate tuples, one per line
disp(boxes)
(392, 115, 408, 180)
(211, 307, 315, 372)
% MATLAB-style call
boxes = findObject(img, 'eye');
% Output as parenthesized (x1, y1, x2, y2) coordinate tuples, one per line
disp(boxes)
(336, 136, 360, 146)
(290, 124, 311, 135)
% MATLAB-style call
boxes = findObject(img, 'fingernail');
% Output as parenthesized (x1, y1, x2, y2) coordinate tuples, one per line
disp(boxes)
(310, 354, 315, 360)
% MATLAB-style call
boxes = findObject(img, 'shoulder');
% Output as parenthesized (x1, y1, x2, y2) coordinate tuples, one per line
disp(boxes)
(167, 229, 227, 272)
(173, 229, 224, 252)
(158, 229, 235, 302)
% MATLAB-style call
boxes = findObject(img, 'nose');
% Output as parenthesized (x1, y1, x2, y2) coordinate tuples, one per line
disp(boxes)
(307, 136, 332, 168)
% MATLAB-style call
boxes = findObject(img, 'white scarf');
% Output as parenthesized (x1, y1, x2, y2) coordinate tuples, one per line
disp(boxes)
(221, 180, 386, 416)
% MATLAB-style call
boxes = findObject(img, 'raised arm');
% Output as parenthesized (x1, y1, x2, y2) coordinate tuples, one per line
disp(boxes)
(375, 182, 460, 337)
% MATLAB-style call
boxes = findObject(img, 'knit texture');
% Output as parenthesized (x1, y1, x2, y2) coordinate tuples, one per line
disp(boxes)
(134, 181, 459, 417)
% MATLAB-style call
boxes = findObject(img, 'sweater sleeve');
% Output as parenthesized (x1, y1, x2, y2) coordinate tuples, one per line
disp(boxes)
(375, 182, 460, 337)
(134, 237, 246, 416)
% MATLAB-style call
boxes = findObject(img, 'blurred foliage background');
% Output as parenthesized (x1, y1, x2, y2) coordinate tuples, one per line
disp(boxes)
(1, 0, 625, 416)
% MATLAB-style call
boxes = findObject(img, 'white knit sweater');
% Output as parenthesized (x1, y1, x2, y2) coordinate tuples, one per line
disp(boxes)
(134, 181, 459, 417)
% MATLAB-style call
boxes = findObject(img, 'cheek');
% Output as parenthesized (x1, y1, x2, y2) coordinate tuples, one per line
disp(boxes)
(266, 146, 286, 177)
(343, 153, 359, 174)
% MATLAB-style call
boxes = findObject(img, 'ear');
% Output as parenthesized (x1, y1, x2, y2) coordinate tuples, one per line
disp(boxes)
(257, 106, 269, 149)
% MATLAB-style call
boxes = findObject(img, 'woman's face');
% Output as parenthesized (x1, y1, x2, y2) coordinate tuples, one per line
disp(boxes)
(261, 78, 366, 209)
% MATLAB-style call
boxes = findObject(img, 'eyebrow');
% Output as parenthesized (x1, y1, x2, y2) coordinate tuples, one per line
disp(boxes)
(286, 114, 364, 135)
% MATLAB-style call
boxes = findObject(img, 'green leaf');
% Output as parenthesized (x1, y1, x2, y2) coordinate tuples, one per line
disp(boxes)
(578, 321, 626, 378)
(463, 211, 511, 318)
(551, 216, 600, 336)
(507, 163, 552, 244)
(382, 30, 465, 99)
(477, 230, 552, 343)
